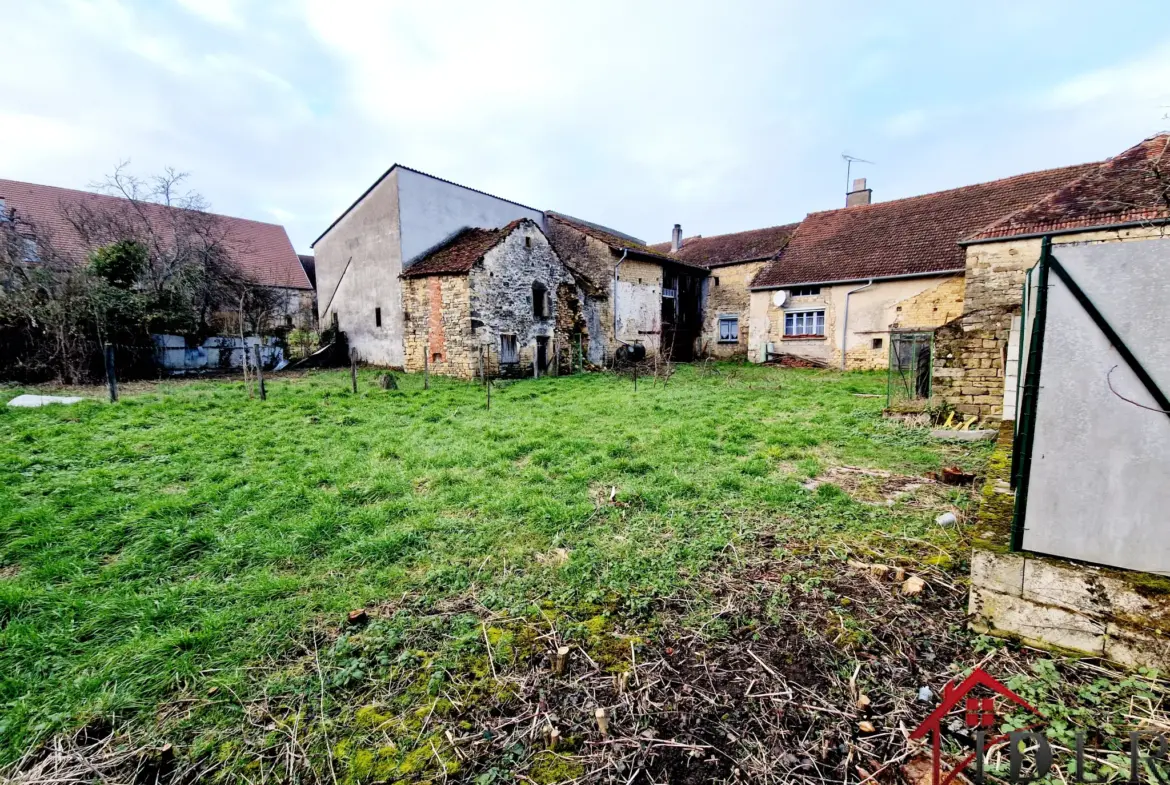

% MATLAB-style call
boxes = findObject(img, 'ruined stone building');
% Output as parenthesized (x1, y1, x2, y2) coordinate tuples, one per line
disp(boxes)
(311, 165, 544, 366)
(544, 213, 707, 362)
(400, 218, 594, 379)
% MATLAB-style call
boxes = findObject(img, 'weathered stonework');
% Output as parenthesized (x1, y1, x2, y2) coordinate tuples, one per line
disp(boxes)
(935, 225, 1168, 420)
(702, 261, 765, 358)
(402, 221, 585, 380)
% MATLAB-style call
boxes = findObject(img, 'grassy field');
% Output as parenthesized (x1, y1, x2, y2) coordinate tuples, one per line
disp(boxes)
(5, 362, 1132, 783)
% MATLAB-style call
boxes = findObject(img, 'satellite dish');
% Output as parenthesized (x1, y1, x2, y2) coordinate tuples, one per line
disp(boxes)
(772, 290, 787, 307)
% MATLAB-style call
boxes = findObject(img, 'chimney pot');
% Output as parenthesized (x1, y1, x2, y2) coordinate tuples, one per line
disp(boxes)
(671, 223, 682, 252)
(846, 178, 872, 208)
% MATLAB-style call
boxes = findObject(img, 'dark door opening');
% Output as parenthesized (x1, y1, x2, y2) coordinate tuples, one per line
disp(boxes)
(536, 336, 549, 371)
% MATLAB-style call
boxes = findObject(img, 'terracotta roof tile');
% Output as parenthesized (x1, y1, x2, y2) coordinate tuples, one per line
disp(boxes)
(400, 220, 524, 277)
(0, 178, 311, 289)
(967, 134, 1170, 241)
(648, 223, 799, 268)
(750, 162, 1098, 289)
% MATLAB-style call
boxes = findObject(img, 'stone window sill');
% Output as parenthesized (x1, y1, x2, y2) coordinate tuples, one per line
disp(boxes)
(783, 335, 826, 341)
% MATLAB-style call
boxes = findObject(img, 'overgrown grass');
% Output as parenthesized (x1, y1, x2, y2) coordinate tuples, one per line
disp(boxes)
(0, 363, 985, 771)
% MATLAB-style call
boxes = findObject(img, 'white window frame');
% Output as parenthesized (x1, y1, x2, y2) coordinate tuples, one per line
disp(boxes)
(717, 314, 739, 343)
(784, 309, 825, 337)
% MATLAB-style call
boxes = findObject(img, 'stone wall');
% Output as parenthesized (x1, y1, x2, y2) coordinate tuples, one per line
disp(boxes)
(546, 221, 674, 363)
(470, 222, 577, 377)
(402, 222, 583, 380)
(702, 261, 765, 358)
(934, 226, 1167, 421)
(402, 274, 473, 378)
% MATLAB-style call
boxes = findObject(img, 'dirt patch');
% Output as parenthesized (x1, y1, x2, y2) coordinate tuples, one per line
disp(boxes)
(806, 466, 951, 508)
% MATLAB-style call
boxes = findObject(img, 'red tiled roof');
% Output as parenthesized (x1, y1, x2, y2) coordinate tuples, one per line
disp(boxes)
(750, 162, 1099, 289)
(0, 178, 311, 289)
(967, 135, 1170, 241)
(546, 212, 707, 270)
(648, 223, 799, 268)
(400, 220, 524, 277)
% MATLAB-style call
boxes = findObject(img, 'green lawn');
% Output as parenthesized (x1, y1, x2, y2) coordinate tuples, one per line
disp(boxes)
(0, 364, 991, 780)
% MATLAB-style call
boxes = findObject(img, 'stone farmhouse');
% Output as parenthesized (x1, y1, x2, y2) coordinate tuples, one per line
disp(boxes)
(0, 177, 315, 328)
(742, 168, 1095, 371)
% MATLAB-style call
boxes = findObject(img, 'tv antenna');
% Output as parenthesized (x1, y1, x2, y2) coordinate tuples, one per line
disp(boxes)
(842, 153, 874, 191)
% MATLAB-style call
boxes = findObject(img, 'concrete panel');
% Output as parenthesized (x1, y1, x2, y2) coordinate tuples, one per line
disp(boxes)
(1021, 238, 1170, 574)
(397, 168, 544, 268)
(314, 169, 404, 366)
(970, 549, 1025, 597)
(1105, 623, 1170, 670)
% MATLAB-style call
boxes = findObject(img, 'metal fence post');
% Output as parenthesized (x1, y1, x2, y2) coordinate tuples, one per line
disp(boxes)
(104, 343, 118, 403)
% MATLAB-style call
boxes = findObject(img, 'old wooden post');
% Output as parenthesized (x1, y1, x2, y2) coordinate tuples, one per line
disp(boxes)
(633, 363, 638, 392)
(104, 343, 118, 403)
(486, 377, 491, 411)
(479, 345, 486, 386)
(552, 339, 559, 377)
(254, 345, 267, 401)
(350, 350, 358, 394)
(424, 350, 430, 390)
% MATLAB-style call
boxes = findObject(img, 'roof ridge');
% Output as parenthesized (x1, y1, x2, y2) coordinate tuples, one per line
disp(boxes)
(799, 161, 1101, 220)
(0, 177, 288, 229)
(965, 133, 1170, 242)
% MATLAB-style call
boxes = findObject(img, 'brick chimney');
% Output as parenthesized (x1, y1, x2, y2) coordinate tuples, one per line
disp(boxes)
(846, 178, 872, 207)
(671, 223, 682, 252)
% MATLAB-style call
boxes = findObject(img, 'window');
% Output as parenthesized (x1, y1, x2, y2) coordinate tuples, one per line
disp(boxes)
(374, 307, 382, 327)
(713, 277, 720, 287)
(784, 309, 825, 337)
(662, 273, 677, 299)
(20, 237, 38, 263)
(524, 236, 532, 249)
(790, 286, 821, 297)
(532, 281, 550, 318)
(285, 315, 294, 327)
(500, 334, 519, 364)
(718, 315, 739, 343)
(872, 337, 883, 350)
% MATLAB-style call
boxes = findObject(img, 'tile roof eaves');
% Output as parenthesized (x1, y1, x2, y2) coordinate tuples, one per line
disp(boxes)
(749, 267, 965, 291)
(961, 216, 1170, 245)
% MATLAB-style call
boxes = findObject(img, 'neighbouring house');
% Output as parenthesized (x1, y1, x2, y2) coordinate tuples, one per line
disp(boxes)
(400, 218, 595, 379)
(935, 134, 1170, 421)
(747, 167, 1097, 371)
(311, 165, 544, 367)
(545, 212, 708, 362)
(0, 177, 315, 329)
(650, 222, 799, 358)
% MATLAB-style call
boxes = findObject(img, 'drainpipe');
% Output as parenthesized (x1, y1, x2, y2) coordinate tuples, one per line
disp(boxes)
(841, 279, 874, 370)
(612, 249, 629, 336)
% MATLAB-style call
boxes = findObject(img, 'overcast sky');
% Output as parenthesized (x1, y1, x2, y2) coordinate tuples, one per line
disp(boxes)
(4, 1, 1170, 253)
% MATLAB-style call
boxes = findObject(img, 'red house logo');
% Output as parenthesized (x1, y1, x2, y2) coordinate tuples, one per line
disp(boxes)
(910, 669, 1041, 785)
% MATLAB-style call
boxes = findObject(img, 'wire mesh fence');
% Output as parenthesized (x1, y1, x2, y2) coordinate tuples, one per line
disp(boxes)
(887, 331, 933, 408)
